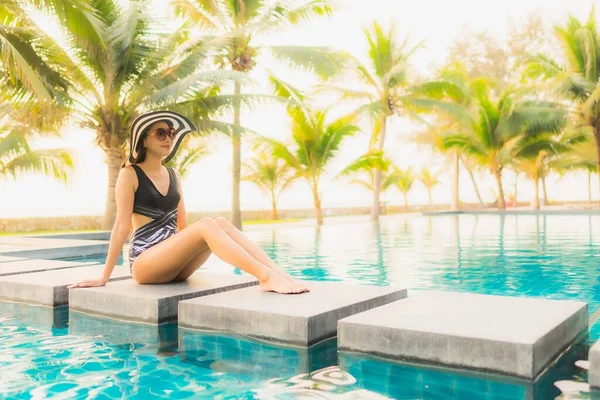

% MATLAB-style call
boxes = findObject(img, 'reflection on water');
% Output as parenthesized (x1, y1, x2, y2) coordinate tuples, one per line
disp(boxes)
(248, 214, 600, 312)
(338, 339, 591, 400)
(0, 300, 68, 329)
(180, 328, 337, 381)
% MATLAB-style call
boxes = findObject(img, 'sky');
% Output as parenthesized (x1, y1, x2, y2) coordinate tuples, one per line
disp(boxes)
(0, 0, 599, 218)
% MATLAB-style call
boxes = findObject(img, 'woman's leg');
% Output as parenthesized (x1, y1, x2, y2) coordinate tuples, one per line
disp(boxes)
(132, 218, 308, 294)
(171, 244, 212, 282)
(213, 217, 297, 282)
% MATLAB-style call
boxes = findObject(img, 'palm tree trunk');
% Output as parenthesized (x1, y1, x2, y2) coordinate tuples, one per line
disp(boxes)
(403, 193, 409, 211)
(102, 143, 124, 229)
(514, 172, 519, 206)
(541, 176, 549, 206)
(428, 188, 432, 209)
(270, 191, 279, 220)
(232, 81, 242, 229)
(311, 185, 324, 225)
(461, 156, 484, 208)
(493, 168, 506, 210)
(588, 170, 593, 204)
(451, 152, 460, 210)
(370, 117, 388, 221)
(594, 126, 600, 206)
(532, 177, 540, 210)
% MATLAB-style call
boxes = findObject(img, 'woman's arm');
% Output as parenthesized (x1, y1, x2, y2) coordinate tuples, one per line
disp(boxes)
(174, 169, 188, 231)
(68, 167, 135, 288)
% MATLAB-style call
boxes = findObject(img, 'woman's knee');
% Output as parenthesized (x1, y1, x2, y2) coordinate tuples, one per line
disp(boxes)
(191, 217, 220, 235)
(214, 217, 233, 230)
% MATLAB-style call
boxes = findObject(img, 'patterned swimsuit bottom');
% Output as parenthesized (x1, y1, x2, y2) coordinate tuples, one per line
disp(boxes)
(128, 208, 178, 273)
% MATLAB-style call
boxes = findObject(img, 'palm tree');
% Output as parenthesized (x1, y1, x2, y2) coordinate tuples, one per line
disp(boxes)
(1, 6, 73, 183)
(510, 134, 566, 209)
(420, 167, 440, 208)
(264, 106, 359, 225)
(242, 147, 299, 220)
(11, 0, 251, 228)
(443, 81, 566, 209)
(336, 150, 397, 211)
(0, 121, 72, 182)
(174, 0, 346, 229)
(0, 1, 70, 105)
(553, 129, 599, 204)
(525, 8, 600, 200)
(389, 167, 416, 211)
(320, 22, 467, 220)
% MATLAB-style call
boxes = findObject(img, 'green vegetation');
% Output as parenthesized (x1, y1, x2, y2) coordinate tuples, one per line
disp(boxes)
(1, 1, 599, 229)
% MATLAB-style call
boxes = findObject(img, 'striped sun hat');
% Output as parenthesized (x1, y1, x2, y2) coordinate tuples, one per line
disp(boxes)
(125, 110, 197, 165)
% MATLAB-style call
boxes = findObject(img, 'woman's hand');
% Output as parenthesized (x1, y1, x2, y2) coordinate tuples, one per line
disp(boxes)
(67, 277, 108, 289)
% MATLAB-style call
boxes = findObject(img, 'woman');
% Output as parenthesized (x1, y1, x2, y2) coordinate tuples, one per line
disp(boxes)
(68, 111, 309, 294)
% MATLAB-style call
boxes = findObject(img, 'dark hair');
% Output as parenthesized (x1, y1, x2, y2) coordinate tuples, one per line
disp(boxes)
(121, 119, 174, 168)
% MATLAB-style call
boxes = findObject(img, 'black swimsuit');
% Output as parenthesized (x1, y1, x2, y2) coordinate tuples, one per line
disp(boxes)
(128, 165, 180, 272)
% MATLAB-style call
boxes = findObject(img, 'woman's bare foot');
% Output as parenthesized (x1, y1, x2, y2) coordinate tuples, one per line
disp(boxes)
(260, 273, 309, 294)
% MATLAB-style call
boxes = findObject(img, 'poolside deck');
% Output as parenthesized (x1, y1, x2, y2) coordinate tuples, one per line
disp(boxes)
(338, 291, 588, 379)
(0, 256, 24, 263)
(0, 236, 108, 259)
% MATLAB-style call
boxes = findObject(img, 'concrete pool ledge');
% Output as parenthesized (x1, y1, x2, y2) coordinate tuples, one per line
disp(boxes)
(0, 265, 131, 306)
(0, 259, 99, 277)
(178, 282, 406, 346)
(0, 256, 24, 263)
(69, 272, 258, 324)
(338, 291, 588, 380)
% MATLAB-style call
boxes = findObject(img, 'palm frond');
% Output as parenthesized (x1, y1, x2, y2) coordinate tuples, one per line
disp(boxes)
(1, 147, 73, 182)
(268, 45, 353, 80)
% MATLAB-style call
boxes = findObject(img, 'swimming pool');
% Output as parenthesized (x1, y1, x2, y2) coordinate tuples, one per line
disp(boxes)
(1, 213, 599, 398)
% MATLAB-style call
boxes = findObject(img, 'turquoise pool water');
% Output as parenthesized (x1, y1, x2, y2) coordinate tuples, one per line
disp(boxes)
(1, 213, 599, 399)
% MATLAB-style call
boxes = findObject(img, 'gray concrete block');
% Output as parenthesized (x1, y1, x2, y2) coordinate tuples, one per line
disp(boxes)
(0, 300, 69, 329)
(29, 231, 111, 241)
(0, 256, 24, 263)
(69, 272, 258, 324)
(0, 259, 98, 277)
(589, 340, 600, 389)
(0, 236, 108, 259)
(0, 265, 131, 306)
(338, 291, 588, 379)
(179, 328, 337, 380)
(179, 282, 406, 346)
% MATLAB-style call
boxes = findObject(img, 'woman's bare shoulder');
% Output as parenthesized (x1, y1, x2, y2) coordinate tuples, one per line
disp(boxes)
(118, 166, 138, 185)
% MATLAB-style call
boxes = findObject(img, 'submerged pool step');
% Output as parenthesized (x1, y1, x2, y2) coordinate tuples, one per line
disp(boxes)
(69, 272, 257, 324)
(0, 265, 130, 306)
(338, 291, 588, 380)
(178, 281, 406, 346)
(0, 259, 98, 277)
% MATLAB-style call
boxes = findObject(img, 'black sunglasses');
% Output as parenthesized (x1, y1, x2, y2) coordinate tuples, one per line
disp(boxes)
(149, 127, 177, 141)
